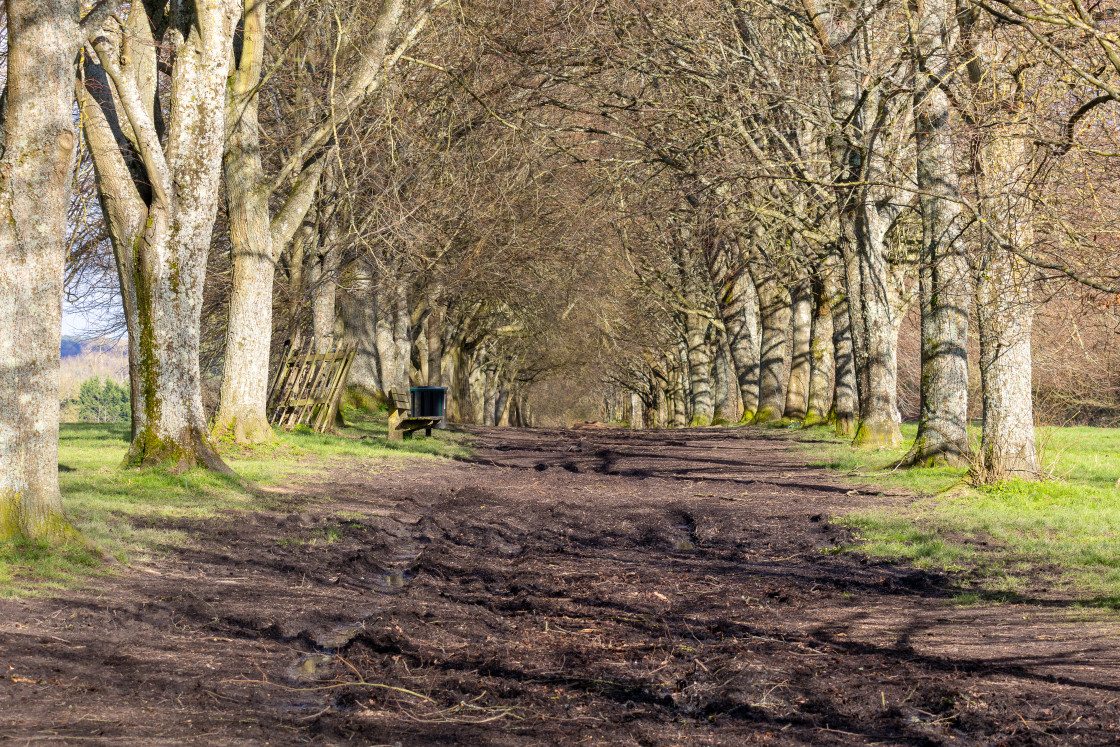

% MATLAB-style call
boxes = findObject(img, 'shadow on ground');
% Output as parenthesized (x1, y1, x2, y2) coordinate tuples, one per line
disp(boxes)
(2, 425, 1118, 745)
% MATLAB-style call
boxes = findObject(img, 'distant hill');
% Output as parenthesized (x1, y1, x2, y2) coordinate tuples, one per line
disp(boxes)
(61, 336, 83, 358)
(61, 336, 126, 360)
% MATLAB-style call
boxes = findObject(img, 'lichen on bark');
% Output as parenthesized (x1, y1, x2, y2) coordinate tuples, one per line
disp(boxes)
(79, 0, 242, 472)
(0, 0, 85, 543)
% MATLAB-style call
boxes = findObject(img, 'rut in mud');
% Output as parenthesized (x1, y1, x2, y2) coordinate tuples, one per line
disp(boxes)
(3, 426, 1120, 745)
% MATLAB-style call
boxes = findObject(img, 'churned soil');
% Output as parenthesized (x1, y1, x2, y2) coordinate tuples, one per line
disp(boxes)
(3, 426, 1120, 745)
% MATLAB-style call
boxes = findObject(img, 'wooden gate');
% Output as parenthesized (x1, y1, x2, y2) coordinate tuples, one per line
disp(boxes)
(266, 340, 355, 431)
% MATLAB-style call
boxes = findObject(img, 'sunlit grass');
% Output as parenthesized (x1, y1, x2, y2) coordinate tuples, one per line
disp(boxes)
(1, 410, 470, 595)
(796, 421, 1120, 601)
(836, 514, 973, 570)
(0, 537, 107, 598)
(221, 405, 471, 478)
(795, 422, 966, 494)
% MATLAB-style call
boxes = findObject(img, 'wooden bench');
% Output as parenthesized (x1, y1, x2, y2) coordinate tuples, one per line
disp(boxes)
(388, 390, 441, 441)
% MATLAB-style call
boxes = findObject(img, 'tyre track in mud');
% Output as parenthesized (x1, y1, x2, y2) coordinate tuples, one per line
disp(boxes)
(2, 426, 1120, 745)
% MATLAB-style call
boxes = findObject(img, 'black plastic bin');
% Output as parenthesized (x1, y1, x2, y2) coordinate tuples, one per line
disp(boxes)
(410, 386, 448, 427)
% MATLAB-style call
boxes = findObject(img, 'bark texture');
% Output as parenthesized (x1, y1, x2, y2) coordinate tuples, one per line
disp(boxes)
(720, 261, 761, 421)
(0, 0, 81, 540)
(668, 357, 688, 428)
(976, 251, 1037, 479)
(684, 312, 714, 426)
(752, 272, 791, 423)
(903, 0, 971, 468)
(711, 339, 741, 423)
(827, 256, 857, 435)
(850, 210, 906, 449)
(343, 264, 386, 403)
(426, 299, 444, 386)
(214, 0, 275, 443)
(805, 274, 835, 426)
(968, 22, 1040, 481)
(631, 392, 645, 429)
(783, 279, 813, 421)
(444, 343, 472, 423)
(372, 280, 412, 396)
(310, 222, 341, 353)
(976, 134, 1039, 478)
(284, 221, 313, 347)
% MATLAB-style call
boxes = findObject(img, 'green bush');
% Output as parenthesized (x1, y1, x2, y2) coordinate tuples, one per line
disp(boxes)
(73, 377, 129, 423)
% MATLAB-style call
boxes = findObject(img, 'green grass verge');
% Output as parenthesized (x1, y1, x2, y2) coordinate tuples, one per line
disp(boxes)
(1, 409, 469, 596)
(796, 422, 1120, 605)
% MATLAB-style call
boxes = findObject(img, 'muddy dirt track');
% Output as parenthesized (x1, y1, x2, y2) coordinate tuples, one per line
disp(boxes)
(3, 426, 1120, 745)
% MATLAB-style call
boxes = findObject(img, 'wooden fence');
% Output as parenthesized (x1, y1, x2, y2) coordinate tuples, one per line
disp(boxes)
(266, 340, 355, 432)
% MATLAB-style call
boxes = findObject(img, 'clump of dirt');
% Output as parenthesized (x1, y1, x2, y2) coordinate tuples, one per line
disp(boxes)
(2, 426, 1119, 745)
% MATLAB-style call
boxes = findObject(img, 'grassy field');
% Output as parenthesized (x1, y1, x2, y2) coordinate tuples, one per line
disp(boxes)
(795, 422, 1120, 605)
(0, 408, 469, 596)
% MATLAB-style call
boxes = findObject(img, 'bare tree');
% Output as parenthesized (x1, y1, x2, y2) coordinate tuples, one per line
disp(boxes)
(965, 9, 1042, 479)
(902, 0, 972, 467)
(79, 0, 242, 470)
(213, 0, 447, 442)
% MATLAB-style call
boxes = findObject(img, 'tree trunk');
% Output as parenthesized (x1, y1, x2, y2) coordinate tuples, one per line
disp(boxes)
(483, 372, 497, 426)
(392, 280, 412, 392)
(443, 342, 473, 424)
(828, 252, 857, 435)
(975, 133, 1039, 480)
(495, 383, 511, 426)
(284, 220, 313, 348)
(95, 3, 240, 469)
(667, 360, 687, 428)
(806, 274, 835, 426)
(970, 23, 1040, 481)
(902, 0, 971, 467)
(656, 379, 668, 430)
(415, 311, 430, 385)
(716, 243, 761, 423)
(471, 355, 492, 425)
(719, 258, 761, 421)
(850, 217, 904, 449)
(343, 263, 385, 404)
(976, 252, 1036, 479)
(309, 225, 340, 353)
(368, 280, 413, 397)
(78, 51, 146, 443)
(0, 0, 81, 540)
(214, 0, 413, 442)
(784, 278, 813, 421)
(712, 338, 741, 424)
(752, 272, 792, 423)
(808, 0, 904, 449)
(214, 3, 332, 440)
(374, 285, 397, 394)
(427, 298, 444, 386)
(631, 392, 645, 429)
(211, 0, 277, 444)
(684, 311, 714, 425)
